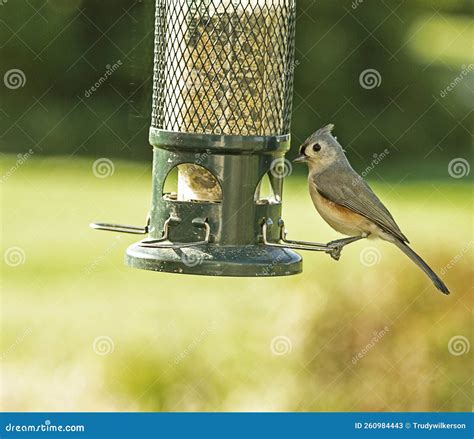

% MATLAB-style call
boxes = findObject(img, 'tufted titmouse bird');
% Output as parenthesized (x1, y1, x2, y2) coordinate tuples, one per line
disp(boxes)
(293, 124, 449, 295)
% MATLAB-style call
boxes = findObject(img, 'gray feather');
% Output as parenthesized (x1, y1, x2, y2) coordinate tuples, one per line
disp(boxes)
(313, 163, 408, 243)
(392, 239, 450, 295)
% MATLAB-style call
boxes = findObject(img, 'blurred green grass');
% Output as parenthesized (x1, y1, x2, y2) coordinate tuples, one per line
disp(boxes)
(1, 156, 472, 411)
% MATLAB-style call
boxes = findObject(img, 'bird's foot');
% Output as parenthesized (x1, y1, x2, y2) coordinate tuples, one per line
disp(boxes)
(326, 240, 344, 261)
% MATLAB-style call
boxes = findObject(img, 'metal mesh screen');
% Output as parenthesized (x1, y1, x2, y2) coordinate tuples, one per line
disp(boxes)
(151, 0, 296, 136)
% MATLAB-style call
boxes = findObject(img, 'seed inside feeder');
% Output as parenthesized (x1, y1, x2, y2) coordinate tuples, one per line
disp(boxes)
(93, 0, 300, 276)
(154, 0, 293, 201)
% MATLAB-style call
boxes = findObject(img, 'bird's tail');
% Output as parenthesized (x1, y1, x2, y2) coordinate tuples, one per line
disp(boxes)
(392, 239, 450, 295)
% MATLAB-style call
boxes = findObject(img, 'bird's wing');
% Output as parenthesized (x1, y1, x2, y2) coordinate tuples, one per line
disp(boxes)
(313, 168, 408, 243)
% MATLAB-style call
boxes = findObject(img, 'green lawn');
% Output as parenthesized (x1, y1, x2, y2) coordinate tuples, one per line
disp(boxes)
(1, 156, 472, 411)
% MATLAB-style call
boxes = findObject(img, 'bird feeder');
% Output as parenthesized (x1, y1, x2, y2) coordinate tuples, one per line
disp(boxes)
(92, 0, 332, 276)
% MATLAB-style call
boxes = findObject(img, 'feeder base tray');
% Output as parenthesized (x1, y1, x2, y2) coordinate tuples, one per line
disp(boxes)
(125, 242, 302, 277)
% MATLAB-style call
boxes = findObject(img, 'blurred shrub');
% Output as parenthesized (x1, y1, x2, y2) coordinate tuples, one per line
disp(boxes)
(0, 0, 471, 171)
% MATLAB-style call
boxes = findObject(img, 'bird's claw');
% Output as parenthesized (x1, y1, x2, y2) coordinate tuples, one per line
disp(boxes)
(326, 241, 344, 261)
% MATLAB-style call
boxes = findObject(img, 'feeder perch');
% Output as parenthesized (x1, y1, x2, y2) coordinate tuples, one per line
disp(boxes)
(91, 0, 333, 276)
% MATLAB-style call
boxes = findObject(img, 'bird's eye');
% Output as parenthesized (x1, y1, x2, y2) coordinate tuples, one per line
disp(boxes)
(312, 143, 321, 152)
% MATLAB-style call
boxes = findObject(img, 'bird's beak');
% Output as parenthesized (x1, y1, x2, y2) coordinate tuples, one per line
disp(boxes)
(293, 153, 308, 164)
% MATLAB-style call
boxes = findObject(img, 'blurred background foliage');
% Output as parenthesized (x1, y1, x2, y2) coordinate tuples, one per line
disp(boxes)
(1, 0, 472, 413)
(1, 160, 472, 411)
(0, 0, 472, 174)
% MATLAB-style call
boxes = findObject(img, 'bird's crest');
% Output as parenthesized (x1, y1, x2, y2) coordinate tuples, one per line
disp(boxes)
(316, 123, 334, 136)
